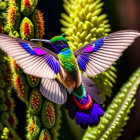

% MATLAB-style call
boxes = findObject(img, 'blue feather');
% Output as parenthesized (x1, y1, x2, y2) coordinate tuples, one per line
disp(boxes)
(91, 109, 98, 123)
(77, 54, 90, 71)
(19, 42, 37, 55)
(94, 37, 104, 52)
(77, 58, 86, 71)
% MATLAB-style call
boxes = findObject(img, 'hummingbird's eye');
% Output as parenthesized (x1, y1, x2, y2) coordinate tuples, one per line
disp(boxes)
(57, 40, 63, 43)
(56, 40, 66, 44)
(55, 40, 68, 48)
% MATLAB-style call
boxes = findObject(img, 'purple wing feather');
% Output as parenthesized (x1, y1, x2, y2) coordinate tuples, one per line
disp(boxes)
(34, 48, 46, 55)
(0, 34, 59, 79)
(76, 37, 104, 72)
(74, 30, 140, 77)
(82, 45, 94, 52)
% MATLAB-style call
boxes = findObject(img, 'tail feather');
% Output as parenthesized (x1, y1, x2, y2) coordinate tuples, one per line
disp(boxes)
(66, 92, 104, 129)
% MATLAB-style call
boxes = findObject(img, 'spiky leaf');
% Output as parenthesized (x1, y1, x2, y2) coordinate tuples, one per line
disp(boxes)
(82, 67, 140, 140)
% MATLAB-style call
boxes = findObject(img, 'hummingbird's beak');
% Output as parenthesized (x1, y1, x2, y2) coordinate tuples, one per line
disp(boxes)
(30, 39, 52, 44)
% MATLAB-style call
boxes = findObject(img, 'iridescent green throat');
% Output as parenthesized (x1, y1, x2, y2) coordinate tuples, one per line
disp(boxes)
(58, 48, 78, 75)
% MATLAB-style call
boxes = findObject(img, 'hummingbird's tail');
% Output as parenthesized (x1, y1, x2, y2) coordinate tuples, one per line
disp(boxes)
(65, 75, 104, 129)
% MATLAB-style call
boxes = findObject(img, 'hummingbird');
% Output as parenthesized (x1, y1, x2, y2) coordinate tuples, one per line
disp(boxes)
(0, 30, 139, 129)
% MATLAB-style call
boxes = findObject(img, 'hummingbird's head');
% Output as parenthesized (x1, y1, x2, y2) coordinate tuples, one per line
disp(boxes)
(49, 33, 69, 54)
(31, 33, 69, 54)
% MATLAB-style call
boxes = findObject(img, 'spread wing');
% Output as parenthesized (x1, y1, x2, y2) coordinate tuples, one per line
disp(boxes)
(0, 34, 59, 79)
(74, 30, 140, 77)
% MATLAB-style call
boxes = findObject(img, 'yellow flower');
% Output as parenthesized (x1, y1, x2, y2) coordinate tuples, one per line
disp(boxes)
(60, 0, 111, 51)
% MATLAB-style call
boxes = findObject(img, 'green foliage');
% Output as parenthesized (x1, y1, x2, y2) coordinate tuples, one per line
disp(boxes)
(31, 9, 44, 39)
(51, 104, 62, 140)
(39, 129, 51, 140)
(21, 0, 38, 16)
(0, 0, 9, 33)
(0, 47, 19, 139)
(29, 88, 42, 115)
(0, 0, 62, 140)
(7, 3, 21, 30)
(26, 116, 41, 140)
(41, 100, 55, 129)
(26, 75, 40, 88)
(1, 127, 9, 139)
(20, 17, 34, 40)
(82, 67, 140, 140)
(14, 74, 29, 102)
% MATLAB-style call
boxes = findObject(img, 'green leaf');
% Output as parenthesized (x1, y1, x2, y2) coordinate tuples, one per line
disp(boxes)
(82, 67, 140, 140)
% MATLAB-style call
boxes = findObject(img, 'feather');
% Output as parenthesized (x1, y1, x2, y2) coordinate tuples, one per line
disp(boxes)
(81, 74, 103, 104)
(0, 34, 60, 79)
(40, 78, 67, 104)
(74, 30, 140, 77)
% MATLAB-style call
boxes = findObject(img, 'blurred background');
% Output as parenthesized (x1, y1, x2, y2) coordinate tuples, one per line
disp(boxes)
(14, 0, 140, 139)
